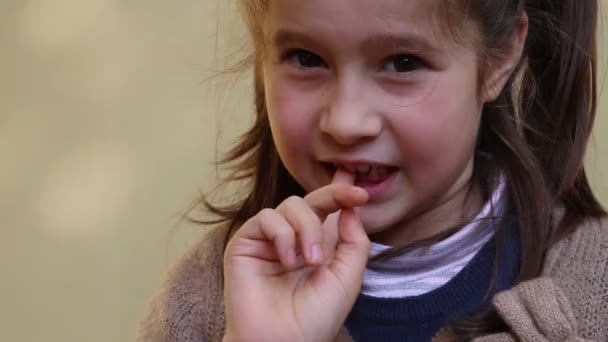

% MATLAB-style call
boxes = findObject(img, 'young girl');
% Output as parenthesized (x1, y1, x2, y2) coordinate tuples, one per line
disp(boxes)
(137, 0, 608, 341)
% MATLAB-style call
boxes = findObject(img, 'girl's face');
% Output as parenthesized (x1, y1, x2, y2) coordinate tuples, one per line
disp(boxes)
(263, 0, 488, 245)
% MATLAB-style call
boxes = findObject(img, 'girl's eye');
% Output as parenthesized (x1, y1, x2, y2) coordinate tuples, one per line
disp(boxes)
(285, 49, 327, 68)
(381, 54, 425, 73)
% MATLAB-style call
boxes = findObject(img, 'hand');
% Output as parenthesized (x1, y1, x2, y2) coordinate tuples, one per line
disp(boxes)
(223, 169, 370, 342)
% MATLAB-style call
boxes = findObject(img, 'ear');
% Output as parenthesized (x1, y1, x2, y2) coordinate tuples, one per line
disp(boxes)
(483, 13, 529, 102)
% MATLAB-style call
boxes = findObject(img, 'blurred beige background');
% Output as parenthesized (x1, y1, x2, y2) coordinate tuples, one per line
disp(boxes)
(0, 1, 607, 341)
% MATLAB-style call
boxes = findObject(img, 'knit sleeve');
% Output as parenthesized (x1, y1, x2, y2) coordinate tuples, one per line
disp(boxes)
(543, 216, 608, 340)
(488, 277, 593, 341)
(475, 216, 608, 342)
(135, 225, 229, 342)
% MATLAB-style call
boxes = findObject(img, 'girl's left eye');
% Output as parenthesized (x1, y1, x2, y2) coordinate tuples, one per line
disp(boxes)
(381, 54, 425, 73)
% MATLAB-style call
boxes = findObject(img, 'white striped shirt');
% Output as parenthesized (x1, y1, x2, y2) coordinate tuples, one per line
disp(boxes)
(362, 181, 506, 298)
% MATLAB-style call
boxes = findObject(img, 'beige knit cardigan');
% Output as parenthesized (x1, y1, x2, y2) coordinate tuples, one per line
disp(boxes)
(136, 216, 608, 341)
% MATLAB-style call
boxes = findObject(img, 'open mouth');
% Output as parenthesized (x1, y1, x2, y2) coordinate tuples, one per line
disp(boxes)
(322, 162, 399, 187)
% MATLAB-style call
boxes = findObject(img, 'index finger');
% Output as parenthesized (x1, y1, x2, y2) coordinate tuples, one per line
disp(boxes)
(332, 167, 355, 185)
(303, 168, 367, 220)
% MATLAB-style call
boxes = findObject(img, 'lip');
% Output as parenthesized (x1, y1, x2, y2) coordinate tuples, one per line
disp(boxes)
(321, 158, 396, 168)
(357, 171, 398, 200)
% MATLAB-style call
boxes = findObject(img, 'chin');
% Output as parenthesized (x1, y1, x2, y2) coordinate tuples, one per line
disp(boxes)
(358, 214, 394, 235)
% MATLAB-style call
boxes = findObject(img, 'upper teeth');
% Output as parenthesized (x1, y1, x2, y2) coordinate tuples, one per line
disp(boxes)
(332, 163, 391, 181)
(334, 163, 386, 175)
(356, 165, 370, 173)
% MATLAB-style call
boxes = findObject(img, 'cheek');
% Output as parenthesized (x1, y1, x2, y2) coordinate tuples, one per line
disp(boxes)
(390, 75, 482, 178)
(265, 74, 319, 171)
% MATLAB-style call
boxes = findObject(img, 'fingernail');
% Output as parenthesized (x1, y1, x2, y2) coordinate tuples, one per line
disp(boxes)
(311, 244, 323, 263)
(352, 187, 366, 195)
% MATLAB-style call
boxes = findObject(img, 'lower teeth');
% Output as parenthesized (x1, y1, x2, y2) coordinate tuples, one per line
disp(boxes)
(360, 168, 388, 182)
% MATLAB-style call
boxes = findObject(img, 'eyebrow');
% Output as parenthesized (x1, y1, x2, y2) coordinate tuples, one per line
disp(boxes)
(363, 33, 442, 55)
(270, 29, 322, 50)
(270, 29, 442, 55)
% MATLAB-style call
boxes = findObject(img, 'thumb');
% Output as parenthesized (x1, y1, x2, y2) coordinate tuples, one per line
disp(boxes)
(329, 207, 371, 300)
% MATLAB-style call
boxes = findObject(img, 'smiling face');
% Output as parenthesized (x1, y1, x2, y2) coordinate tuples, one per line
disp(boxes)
(261, 0, 489, 245)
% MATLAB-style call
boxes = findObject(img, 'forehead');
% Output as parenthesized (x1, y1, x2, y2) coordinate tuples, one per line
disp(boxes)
(264, 0, 446, 43)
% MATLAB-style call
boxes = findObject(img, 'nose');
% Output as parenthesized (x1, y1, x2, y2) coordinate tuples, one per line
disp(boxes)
(319, 75, 382, 146)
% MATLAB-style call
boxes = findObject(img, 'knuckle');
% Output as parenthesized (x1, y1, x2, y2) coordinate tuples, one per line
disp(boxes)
(284, 195, 303, 208)
(257, 208, 276, 226)
(283, 196, 304, 219)
(281, 196, 322, 237)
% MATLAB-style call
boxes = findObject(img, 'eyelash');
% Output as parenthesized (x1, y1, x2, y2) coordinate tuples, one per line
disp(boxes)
(380, 54, 426, 73)
(281, 49, 427, 74)
(283, 49, 327, 69)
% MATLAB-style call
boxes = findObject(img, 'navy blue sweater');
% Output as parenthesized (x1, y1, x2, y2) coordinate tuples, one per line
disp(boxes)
(345, 220, 521, 342)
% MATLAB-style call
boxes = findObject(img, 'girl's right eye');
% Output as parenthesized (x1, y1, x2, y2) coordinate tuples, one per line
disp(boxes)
(284, 49, 327, 69)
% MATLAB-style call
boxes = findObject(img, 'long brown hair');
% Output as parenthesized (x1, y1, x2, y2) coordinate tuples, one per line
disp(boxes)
(195, 0, 606, 338)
